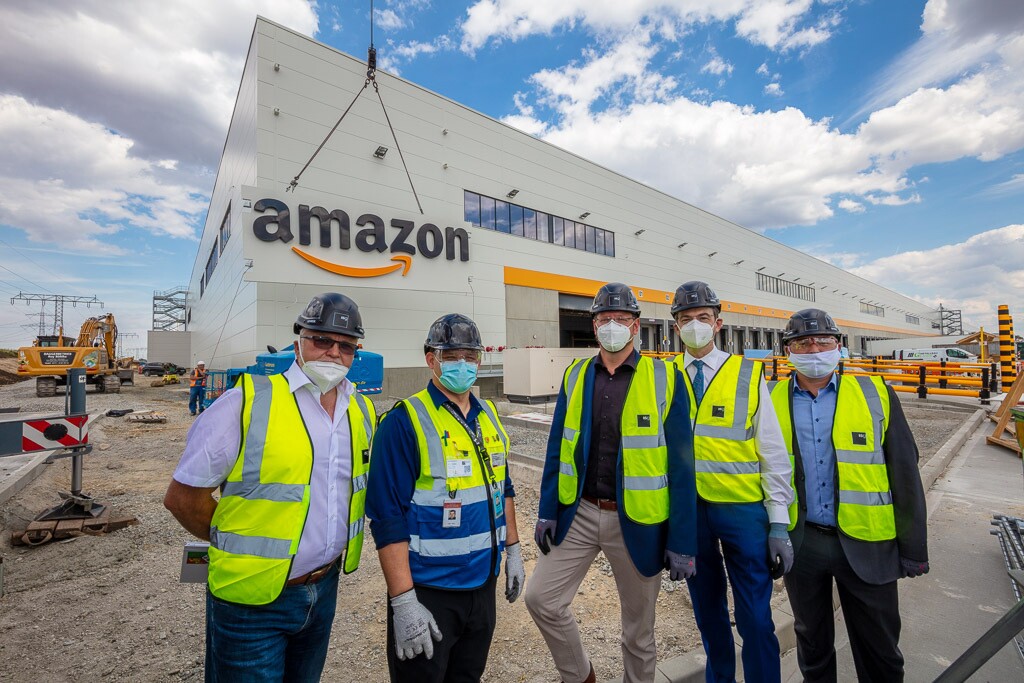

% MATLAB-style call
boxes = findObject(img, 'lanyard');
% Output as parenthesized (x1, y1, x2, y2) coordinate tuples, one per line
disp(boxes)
(441, 402, 498, 489)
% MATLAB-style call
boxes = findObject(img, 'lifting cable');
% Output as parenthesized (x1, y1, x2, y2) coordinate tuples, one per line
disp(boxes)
(287, 0, 423, 214)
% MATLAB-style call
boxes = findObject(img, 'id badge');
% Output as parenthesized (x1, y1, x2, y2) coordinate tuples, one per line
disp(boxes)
(443, 500, 462, 528)
(490, 451, 506, 468)
(446, 458, 473, 478)
(491, 485, 504, 519)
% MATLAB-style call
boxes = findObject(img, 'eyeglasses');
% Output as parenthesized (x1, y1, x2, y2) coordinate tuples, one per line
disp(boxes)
(594, 316, 636, 326)
(437, 350, 482, 363)
(789, 336, 839, 352)
(300, 335, 358, 356)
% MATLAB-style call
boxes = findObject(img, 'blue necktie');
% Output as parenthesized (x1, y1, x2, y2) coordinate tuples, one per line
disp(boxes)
(691, 359, 705, 404)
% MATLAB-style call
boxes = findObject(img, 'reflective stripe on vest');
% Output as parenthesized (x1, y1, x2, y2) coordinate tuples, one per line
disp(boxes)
(558, 356, 676, 525)
(770, 375, 895, 541)
(208, 375, 374, 604)
(404, 389, 509, 589)
(675, 355, 762, 503)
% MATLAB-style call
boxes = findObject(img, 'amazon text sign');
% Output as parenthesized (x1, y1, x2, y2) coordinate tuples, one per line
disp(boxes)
(252, 199, 470, 265)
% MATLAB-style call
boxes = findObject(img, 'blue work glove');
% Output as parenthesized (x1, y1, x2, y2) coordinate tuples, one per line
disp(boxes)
(900, 557, 929, 578)
(535, 518, 557, 555)
(768, 523, 794, 579)
(664, 550, 696, 581)
(505, 541, 526, 602)
(390, 589, 442, 660)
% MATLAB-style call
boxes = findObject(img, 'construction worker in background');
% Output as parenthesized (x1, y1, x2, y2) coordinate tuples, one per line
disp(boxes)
(526, 282, 696, 683)
(772, 309, 929, 682)
(365, 313, 524, 683)
(188, 360, 207, 416)
(163, 292, 376, 682)
(670, 280, 793, 683)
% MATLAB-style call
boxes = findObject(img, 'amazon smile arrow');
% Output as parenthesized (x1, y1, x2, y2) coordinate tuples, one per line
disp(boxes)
(291, 247, 413, 278)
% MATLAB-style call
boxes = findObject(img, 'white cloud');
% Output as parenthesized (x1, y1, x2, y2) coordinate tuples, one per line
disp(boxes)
(701, 50, 734, 76)
(756, 62, 770, 76)
(849, 224, 1024, 327)
(380, 35, 454, 73)
(837, 198, 864, 213)
(764, 82, 784, 96)
(375, 8, 406, 30)
(459, 0, 840, 53)
(981, 173, 1024, 197)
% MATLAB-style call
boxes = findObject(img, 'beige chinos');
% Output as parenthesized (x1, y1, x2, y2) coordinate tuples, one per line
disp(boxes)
(525, 499, 662, 683)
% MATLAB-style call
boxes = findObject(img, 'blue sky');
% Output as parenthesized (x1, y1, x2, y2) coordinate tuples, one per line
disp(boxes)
(1, 0, 1022, 354)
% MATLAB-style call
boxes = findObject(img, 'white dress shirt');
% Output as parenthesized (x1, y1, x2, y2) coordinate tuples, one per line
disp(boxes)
(173, 361, 356, 577)
(681, 346, 794, 524)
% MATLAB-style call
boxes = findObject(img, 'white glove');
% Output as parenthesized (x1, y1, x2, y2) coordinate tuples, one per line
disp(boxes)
(505, 541, 526, 602)
(390, 589, 442, 660)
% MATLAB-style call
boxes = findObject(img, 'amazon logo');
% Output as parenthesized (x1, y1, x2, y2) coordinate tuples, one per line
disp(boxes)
(252, 198, 469, 278)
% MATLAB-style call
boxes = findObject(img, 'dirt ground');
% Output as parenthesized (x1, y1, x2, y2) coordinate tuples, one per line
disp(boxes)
(0, 376, 968, 682)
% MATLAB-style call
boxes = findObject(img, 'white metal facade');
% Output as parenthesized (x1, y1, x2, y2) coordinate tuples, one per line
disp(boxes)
(188, 17, 937, 373)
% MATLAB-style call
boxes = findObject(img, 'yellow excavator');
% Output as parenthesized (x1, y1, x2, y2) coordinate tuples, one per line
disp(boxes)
(17, 313, 133, 397)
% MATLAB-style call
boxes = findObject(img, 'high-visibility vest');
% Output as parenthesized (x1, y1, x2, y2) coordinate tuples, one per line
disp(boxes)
(559, 356, 676, 525)
(674, 355, 763, 503)
(190, 369, 206, 388)
(771, 375, 896, 541)
(207, 374, 376, 604)
(403, 389, 509, 589)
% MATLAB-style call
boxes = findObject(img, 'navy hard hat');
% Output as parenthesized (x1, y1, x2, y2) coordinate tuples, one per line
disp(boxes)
(591, 282, 640, 316)
(425, 314, 483, 351)
(671, 281, 721, 316)
(783, 308, 841, 343)
(293, 292, 365, 339)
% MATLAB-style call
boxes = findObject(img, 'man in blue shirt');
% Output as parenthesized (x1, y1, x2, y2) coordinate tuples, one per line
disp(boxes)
(771, 308, 929, 683)
(366, 314, 525, 683)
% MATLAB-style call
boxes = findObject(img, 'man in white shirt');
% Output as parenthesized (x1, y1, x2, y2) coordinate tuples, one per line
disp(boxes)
(670, 280, 794, 683)
(164, 292, 377, 682)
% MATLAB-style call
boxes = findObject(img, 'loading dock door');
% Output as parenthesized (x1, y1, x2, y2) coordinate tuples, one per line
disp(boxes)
(558, 294, 597, 348)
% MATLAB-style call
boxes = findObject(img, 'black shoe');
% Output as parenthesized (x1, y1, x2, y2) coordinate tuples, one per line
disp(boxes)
(190, 412, 197, 416)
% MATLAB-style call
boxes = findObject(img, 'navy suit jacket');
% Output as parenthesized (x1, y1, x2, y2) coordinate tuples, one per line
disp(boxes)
(537, 352, 697, 577)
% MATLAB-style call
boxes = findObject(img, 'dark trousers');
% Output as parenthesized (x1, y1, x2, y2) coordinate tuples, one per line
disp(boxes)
(784, 526, 904, 682)
(189, 386, 205, 414)
(386, 576, 497, 683)
(687, 500, 779, 683)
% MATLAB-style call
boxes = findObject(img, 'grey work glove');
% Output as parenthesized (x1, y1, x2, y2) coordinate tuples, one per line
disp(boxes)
(768, 523, 794, 579)
(900, 557, 929, 578)
(505, 541, 526, 602)
(664, 550, 696, 581)
(390, 589, 442, 661)
(534, 518, 557, 555)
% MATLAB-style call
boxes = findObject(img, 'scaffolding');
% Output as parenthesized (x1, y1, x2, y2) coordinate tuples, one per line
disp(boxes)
(152, 286, 187, 331)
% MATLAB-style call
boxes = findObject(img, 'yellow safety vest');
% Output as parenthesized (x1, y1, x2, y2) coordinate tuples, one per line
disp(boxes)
(208, 374, 376, 605)
(771, 375, 896, 541)
(674, 355, 763, 503)
(559, 356, 676, 525)
(404, 389, 509, 588)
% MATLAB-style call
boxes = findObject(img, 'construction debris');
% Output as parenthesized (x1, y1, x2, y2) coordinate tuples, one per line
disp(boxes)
(11, 508, 139, 547)
(126, 411, 166, 424)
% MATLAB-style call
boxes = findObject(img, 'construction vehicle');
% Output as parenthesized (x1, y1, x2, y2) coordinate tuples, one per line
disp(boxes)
(17, 313, 134, 397)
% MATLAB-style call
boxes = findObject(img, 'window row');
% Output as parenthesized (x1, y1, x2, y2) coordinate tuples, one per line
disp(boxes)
(861, 302, 885, 317)
(755, 272, 816, 302)
(905, 314, 920, 325)
(464, 191, 615, 257)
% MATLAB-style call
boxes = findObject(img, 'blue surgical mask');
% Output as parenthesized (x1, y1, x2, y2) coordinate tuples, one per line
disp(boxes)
(437, 359, 478, 394)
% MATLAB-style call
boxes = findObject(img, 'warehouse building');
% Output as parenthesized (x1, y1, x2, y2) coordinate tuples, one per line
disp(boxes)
(187, 16, 938, 396)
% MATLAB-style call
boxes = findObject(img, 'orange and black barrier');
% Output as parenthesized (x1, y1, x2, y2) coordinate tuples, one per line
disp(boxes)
(999, 304, 1016, 389)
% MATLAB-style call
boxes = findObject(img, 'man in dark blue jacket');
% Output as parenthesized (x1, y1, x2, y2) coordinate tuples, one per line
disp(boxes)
(525, 282, 697, 683)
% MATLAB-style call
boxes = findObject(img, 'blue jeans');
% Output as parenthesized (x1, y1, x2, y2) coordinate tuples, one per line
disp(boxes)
(686, 500, 779, 683)
(189, 386, 205, 414)
(205, 564, 339, 682)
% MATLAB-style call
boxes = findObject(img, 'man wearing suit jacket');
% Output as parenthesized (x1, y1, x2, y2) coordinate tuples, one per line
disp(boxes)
(525, 282, 697, 683)
(770, 308, 929, 683)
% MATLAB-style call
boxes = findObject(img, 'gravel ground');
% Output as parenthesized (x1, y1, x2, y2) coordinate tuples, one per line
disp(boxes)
(0, 376, 969, 682)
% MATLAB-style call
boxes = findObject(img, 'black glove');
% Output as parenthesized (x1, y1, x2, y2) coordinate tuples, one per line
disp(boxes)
(664, 550, 696, 581)
(534, 519, 557, 555)
(900, 557, 929, 578)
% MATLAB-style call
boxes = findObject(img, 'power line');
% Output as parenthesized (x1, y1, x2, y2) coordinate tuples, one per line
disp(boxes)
(0, 263, 52, 294)
(0, 237, 81, 295)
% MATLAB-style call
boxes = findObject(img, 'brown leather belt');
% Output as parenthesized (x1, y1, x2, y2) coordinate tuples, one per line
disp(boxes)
(286, 555, 342, 586)
(583, 495, 618, 511)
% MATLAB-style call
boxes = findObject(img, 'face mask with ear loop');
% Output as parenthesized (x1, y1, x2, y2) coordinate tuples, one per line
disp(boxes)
(677, 320, 716, 349)
(433, 353, 479, 394)
(297, 340, 350, 394)
(596, 320, 634, 352)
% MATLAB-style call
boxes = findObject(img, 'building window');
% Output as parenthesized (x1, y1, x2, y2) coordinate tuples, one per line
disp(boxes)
(204, 238, 219, 287)
(219, 203, 231, 254)
(463, 190, 615, 257)
(200, 275, 205, 297)
(905, 314, 920, 325)
(755, 272, 815, 302)
(860, 302, 884, 317)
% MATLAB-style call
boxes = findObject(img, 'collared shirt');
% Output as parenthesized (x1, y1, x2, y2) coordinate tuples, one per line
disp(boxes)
(583, 349, 639, 500)
(173, 361, 355, 578)
(366, 382, 516, 549)
(681, 346, 794, 524)
(791, 372, 840, 527)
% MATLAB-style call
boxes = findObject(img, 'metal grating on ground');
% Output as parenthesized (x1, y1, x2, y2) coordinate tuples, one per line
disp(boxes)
(989, 514, 1024, 664)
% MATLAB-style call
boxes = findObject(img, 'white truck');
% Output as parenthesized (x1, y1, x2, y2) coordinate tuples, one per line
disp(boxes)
(894, 348, 977, 362)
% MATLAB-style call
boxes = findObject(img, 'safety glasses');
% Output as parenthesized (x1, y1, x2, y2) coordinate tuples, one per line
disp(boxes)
(300, 335, 358, 356)
(789, 336, 839, 352)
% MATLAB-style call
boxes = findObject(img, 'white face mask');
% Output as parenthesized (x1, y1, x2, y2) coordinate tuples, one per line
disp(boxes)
(297, 342, 350, 394)
(677, 320, 715, 349)
(596, 320, 633, 353)
(788, 349, 841, 379)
